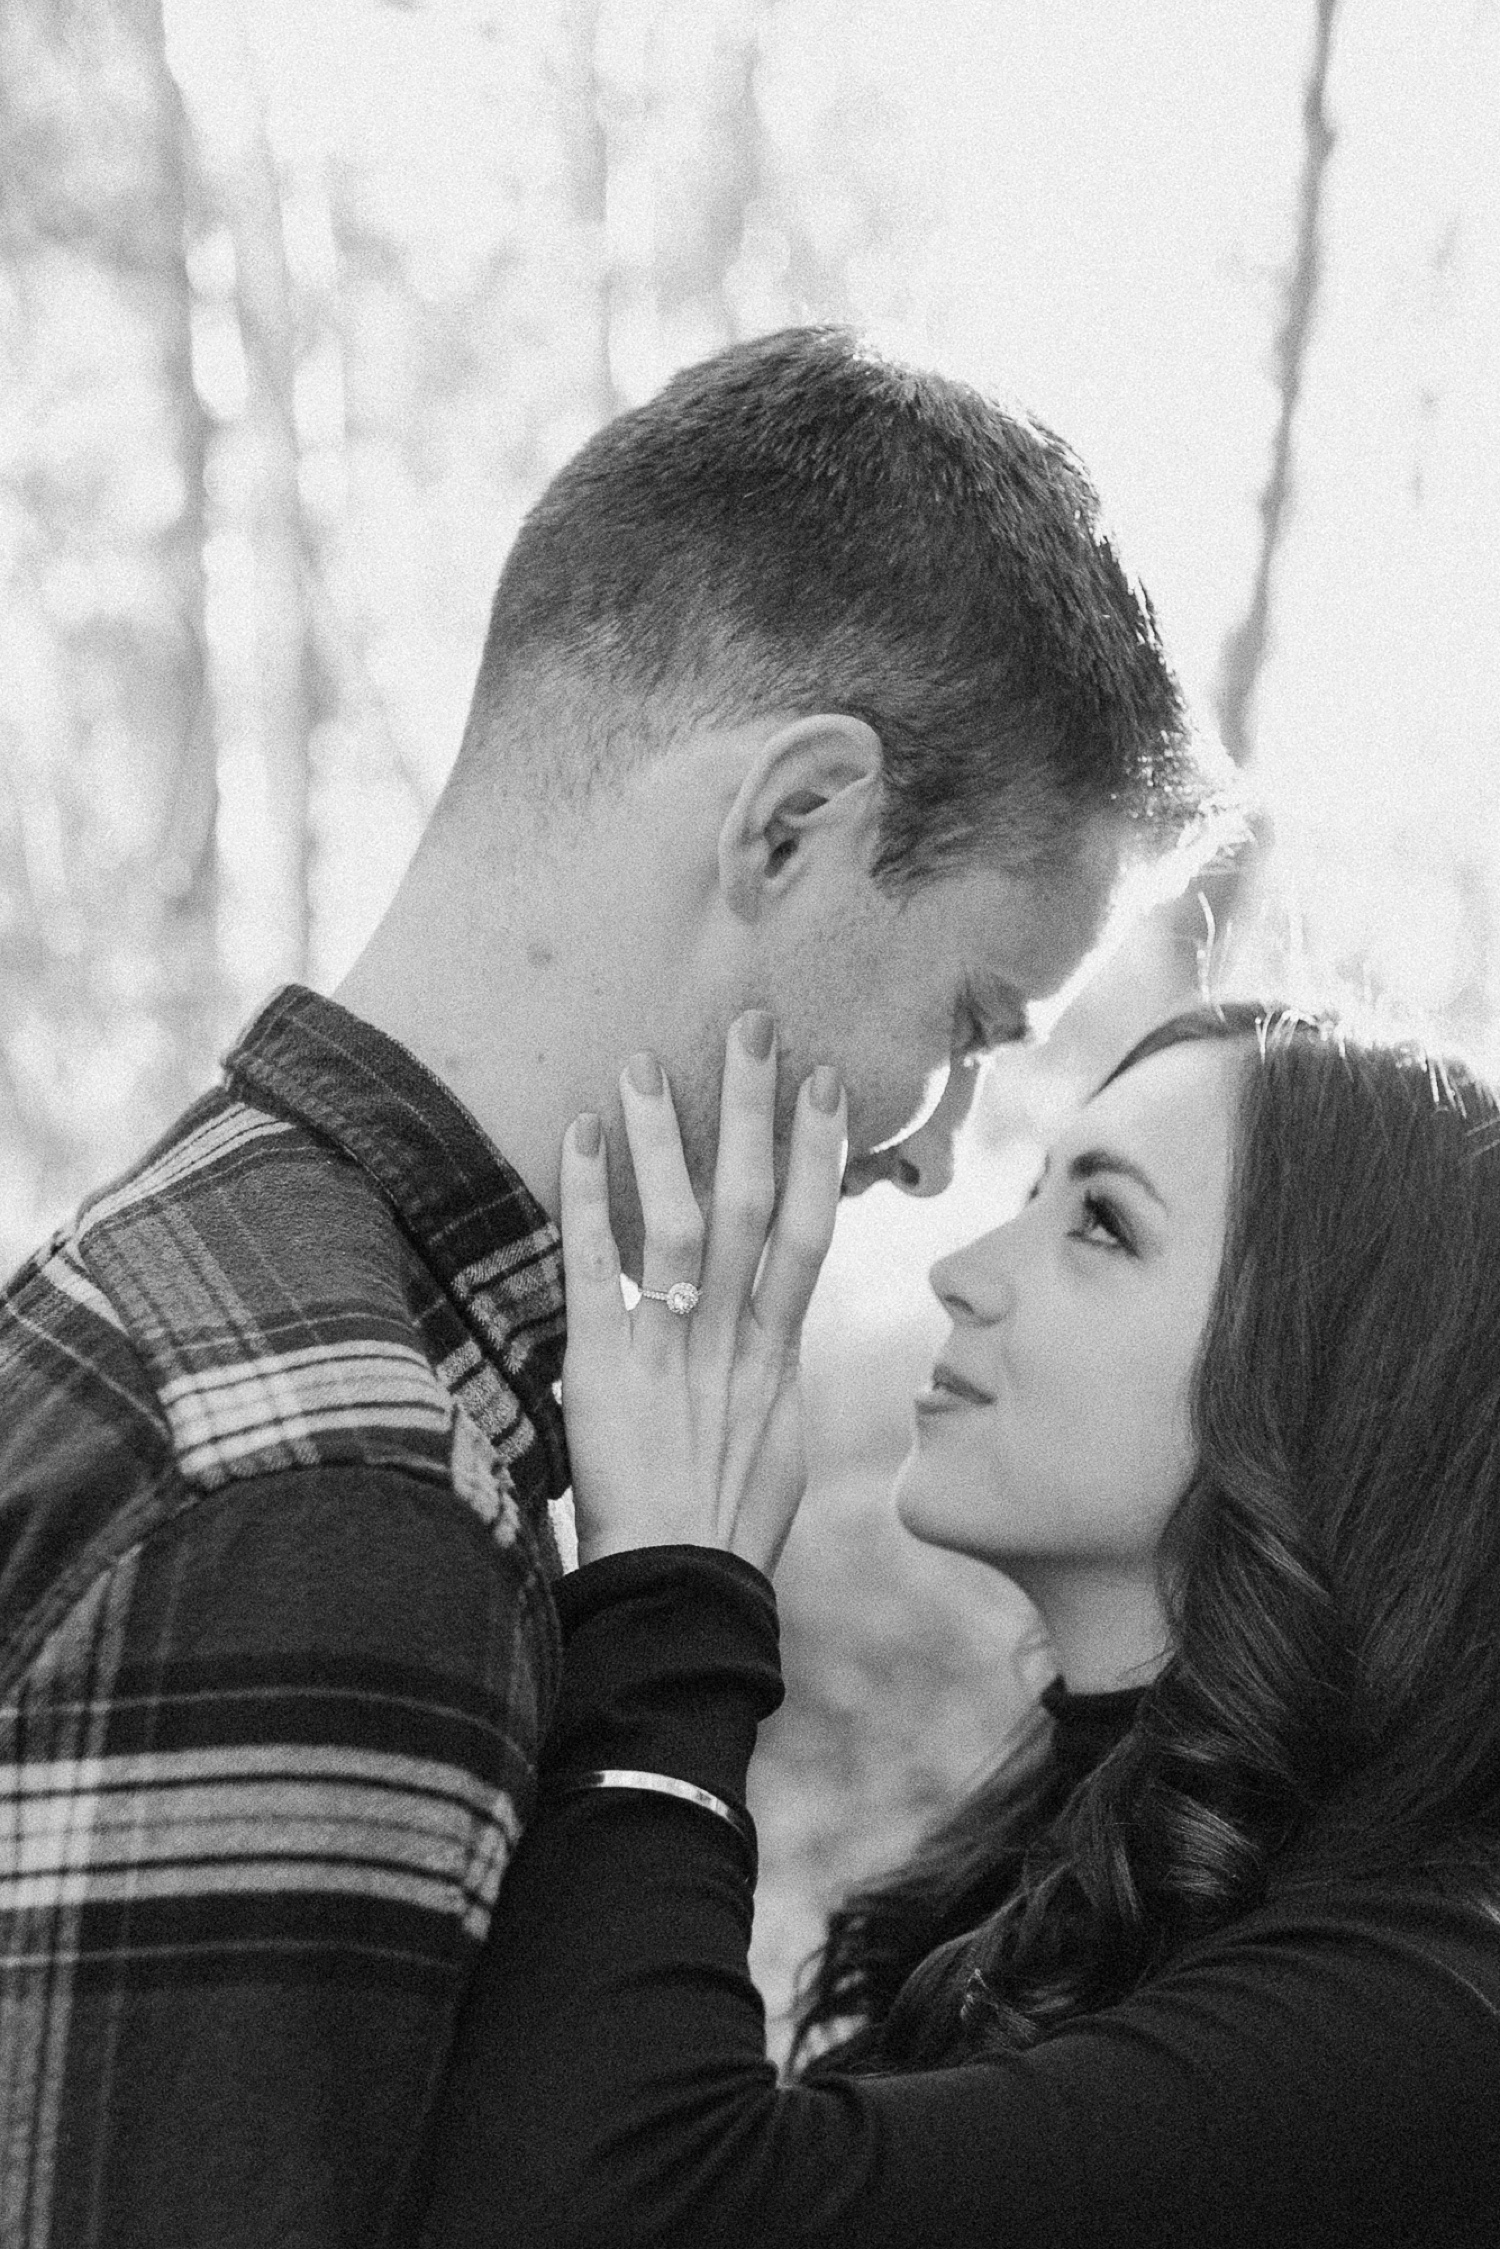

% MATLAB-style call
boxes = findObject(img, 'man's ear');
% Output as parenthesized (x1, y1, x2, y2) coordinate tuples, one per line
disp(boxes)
(718, 714, 883, 922)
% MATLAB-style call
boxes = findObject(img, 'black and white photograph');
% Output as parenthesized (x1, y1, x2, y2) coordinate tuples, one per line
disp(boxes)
(3, 3, 1499, 2242)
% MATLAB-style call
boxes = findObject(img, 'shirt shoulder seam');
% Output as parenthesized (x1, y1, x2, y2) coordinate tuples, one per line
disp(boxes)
(0, 1456, 559, 1708)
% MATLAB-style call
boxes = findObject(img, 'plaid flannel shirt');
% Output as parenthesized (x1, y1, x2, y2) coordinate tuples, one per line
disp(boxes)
(0, 985, 570, 2248)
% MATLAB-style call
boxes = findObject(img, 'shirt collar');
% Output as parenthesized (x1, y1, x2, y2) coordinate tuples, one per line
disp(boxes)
(222, 984, 567, 1484)
(1040, 1674, 1146, 1793)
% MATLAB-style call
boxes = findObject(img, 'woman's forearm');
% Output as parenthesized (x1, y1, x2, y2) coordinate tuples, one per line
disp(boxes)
(412, 1549, 1076, 2249)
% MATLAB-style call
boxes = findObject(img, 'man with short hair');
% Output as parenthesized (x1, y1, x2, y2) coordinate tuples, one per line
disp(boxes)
(0, 328, 1222, 2245)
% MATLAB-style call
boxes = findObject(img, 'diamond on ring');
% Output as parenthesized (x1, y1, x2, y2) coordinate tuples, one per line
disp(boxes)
(640, 1280, 700, 1318)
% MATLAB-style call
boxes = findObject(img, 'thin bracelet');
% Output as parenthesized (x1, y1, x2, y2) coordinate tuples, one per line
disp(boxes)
(545, 1768, 756, 1874)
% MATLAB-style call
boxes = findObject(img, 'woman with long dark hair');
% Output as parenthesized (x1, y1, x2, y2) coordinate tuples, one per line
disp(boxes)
(420, 1004, 1500, 2247)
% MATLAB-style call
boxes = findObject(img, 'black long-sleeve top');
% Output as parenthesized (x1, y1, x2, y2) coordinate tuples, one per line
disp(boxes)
(417, 1549, 1500, 2248)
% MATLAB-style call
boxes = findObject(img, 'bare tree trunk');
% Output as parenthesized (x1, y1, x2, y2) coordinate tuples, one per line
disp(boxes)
(222, 108, 313, 983)
(0, 0, 219, 1256)
(1444, 851, 1493, 1052)
(152, 45, 221, 1098)
(649, 4, 762, 350)
(550, 0, 768, 418)
(557, 0, 624, 425)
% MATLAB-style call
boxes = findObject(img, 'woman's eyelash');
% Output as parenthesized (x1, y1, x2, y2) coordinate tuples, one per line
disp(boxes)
(1027, 1176, 1132, 1250)
(1075, 1190, 1131, 1251)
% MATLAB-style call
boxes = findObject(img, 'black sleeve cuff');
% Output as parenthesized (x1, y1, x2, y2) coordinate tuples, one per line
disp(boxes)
(546, 1546, 784, 1808)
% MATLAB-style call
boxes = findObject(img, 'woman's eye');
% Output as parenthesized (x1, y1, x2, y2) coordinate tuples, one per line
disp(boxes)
(1073, 1191, 1131, 1251)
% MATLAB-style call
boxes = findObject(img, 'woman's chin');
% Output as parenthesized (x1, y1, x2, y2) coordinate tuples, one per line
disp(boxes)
(890, 1451, 925, 1534)
(892, 1456, 958, 1551)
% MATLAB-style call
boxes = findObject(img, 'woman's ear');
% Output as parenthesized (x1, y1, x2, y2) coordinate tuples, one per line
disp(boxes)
(717, 714, 883, 922)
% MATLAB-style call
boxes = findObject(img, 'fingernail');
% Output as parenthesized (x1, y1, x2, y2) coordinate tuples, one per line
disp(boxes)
(737, 1010, 775, 1061)
(809, 1065, 842, 1114)
(626, 1050, 663, 1097)
(573, 1112, 602, 1158)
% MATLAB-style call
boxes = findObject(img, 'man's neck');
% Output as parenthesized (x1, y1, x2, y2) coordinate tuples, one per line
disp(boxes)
(337, 866, 602, 1221)
(332, 784, 722, 1271)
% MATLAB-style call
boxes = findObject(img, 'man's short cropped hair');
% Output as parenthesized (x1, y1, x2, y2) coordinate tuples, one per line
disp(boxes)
(460, 327, 1222, 887)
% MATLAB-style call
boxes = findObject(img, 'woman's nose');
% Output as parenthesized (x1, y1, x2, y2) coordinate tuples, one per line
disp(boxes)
(929, 1226, 1016, 1323)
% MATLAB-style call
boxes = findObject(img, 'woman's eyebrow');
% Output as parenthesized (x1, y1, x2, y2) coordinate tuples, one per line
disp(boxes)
(1067, 1148, 1167, 1209)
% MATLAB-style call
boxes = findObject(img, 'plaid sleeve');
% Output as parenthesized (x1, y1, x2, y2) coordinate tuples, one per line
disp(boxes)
(0, 1461, 555, 2249)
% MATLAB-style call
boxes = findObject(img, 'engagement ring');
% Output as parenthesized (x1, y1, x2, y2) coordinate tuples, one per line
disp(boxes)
(638, 1281, 700, 1318)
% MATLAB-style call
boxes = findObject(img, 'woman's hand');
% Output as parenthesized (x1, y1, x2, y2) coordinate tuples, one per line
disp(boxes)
(559, 1013, 846, 1577)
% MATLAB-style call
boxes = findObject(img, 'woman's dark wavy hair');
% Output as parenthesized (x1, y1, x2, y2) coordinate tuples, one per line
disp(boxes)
(792, 1003, 1500, 2073)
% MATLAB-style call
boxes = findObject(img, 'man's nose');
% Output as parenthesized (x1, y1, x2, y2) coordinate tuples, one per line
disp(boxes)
(842, 1061, 979, 1201)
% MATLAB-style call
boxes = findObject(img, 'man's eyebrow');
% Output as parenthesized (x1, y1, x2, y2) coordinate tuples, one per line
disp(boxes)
(1067, 1147, 1167, 1209)
(963, 974, 1030, 1045)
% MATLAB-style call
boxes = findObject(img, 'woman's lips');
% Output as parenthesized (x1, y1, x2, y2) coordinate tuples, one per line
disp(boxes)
(914, 1363, 996, 1412)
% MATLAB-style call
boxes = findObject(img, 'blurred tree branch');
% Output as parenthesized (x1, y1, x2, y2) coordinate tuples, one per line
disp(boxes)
(977, 0, 1344, 1112)
(1215, 0, 1342, 768)
(1168, 0, 1342, 996)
